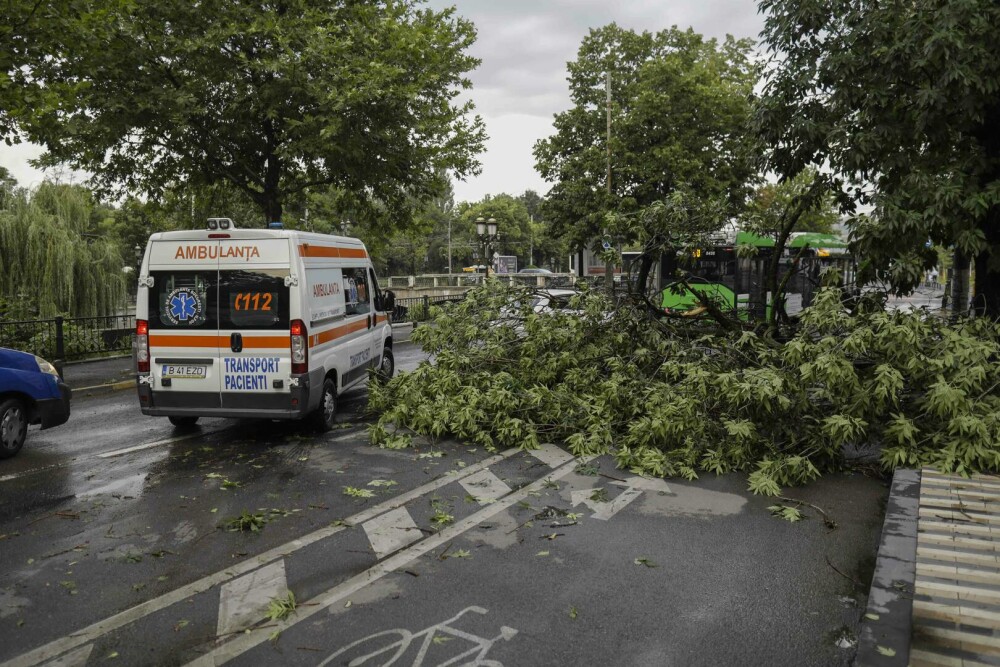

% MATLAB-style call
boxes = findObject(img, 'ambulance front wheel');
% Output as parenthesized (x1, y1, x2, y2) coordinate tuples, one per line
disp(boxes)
(374, 347, 394, 385)
(311, 378, 337, 432)
(168, 416, 199, 428)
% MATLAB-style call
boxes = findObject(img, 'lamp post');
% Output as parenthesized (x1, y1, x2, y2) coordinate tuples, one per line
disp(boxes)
(475, 217, 499, 278)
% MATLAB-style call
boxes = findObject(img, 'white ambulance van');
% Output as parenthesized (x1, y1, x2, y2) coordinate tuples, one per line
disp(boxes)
(134, 218, 395, 430)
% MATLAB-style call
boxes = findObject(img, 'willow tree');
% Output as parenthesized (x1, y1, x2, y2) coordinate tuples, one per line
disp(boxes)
(0, 183, 125, 318)
(2, 0, 485, 227)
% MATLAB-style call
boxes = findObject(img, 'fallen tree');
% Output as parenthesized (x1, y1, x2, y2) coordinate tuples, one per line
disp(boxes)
(369, 281, 1000, 494)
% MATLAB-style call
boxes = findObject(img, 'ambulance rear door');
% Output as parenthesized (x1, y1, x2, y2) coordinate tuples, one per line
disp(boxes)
(217, 239, 294, 412)
(146, 240, 222, 409)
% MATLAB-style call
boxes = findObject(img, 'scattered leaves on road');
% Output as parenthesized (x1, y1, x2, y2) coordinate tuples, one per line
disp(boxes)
(368, 479, 397, 488)
(173, 619, 189, 632)
(417, 450, 444, 459)
(225, 511, 265, 532)
(343, 487, 374, 499)
(876, 646, 896, 657)
(432, 635, 453, 645)
(589, 488, 609, 503)
(220, 479, 241, 490)
(431, 509, 455, 528)
(449, 549, 471, 559)
(575, 463, 599, 476)
(634, 557, 658, 568)
(569, 606, 578, 620)
(768, 504, 805, 522)
(537, 551, 550, 557)
(864, 612, 880, 621)
(267, 591, 297, 622)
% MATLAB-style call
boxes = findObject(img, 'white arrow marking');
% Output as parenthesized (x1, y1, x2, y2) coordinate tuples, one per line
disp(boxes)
(459, 470, 512, 504)
(217, 560, 288, 637)
(611, 476, 673, 494)
(571, 486, 644, 521)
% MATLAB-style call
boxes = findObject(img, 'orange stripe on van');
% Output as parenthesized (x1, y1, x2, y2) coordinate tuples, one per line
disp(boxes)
(150, 334, 291, 349)
(297, 244, 368, 259)
(149, 334, 221, 348)
(309, 318, 369, 348)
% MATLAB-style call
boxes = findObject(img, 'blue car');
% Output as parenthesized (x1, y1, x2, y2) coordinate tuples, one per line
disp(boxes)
(0, 347, 71, 458)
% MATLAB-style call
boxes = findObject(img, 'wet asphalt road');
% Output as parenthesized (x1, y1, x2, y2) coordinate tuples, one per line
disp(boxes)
(0, 341, 890, 667)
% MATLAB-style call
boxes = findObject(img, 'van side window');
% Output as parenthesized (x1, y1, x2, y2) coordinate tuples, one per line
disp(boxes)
(343, 267, 370, 316)
(368, 269, 384, 311)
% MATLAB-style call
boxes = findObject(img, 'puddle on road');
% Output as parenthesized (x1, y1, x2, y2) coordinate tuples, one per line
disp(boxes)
(636, 485, 746, 519)
(76, 473, 147, 499)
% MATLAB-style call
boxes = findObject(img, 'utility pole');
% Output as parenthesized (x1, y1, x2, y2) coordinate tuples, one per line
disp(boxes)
(448, 215, 453, 274)
(604, 70, 614, 297)
(529, 214, 534, 268)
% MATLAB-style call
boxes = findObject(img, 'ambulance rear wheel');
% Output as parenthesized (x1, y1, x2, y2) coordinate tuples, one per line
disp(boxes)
(374, 347, 394, 385)
(168, 416, 199, 428)
(311, 378, 337, 432)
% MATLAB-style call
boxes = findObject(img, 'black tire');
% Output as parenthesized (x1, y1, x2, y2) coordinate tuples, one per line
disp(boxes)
(168, 416, 199, 428)
(309, 378, 337, 432)
(374, 347, 395, 385)
(0, 398, 28, 459)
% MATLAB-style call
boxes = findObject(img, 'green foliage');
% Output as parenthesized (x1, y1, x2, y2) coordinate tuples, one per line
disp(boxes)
(534, 24, 758, 252)
(225, 511, 266, 533)
(768, 505, 805, 522)
(371, 281, 1000, 494)
(4, 0, 485, 225)
(0, 183, 126, 318)
(756, 0, 1000, 311)
(266, 592, 297, 622)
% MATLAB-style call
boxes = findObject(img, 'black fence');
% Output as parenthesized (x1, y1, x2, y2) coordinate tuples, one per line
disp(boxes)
(0, 314, 135, 362)
(392, 295, 466, 324)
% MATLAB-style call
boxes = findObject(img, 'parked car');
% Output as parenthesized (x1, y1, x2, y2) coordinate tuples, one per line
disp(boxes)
(0, 348, 71, 458)
(518, 268, 553, 274)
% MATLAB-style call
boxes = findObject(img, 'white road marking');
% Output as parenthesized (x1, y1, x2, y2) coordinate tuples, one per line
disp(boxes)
(0, 463, 69, 484)
(611, 475, 672, 494)
(38, 644, 92, 667)
(217, 561, 288, 636)
(459, 469, 512, 504)
(526, 443, 574, 468)
(97, 429, 228, 459)
(571, 486, 644, 521)
(185, 456, 589, 666)
(362, 507, 422, 559)
(0, 447, 520, 667)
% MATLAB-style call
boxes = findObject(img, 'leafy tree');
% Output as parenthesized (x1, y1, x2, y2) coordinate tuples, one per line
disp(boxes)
(534, 25, 758, 254)
(745, 169, 841, 237)
(755, 0, 1000, 315)
(0, 183, 125, 318)
(3, 0, 486, 226)
(455, 195, 533, 271)
(370, 281, 1000, 494)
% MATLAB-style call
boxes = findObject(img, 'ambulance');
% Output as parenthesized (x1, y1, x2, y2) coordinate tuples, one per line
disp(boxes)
(134, 218, 395, 430)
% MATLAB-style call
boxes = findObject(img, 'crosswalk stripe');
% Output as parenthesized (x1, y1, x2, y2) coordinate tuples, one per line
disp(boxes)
(459, 470, 513, 504)
(362, 507, 423, 559)
(38, 644, 92, 667)
(216, 561, 288, 637)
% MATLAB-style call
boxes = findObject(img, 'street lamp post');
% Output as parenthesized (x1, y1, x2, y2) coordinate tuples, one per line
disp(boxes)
(475, 217, 499, 278)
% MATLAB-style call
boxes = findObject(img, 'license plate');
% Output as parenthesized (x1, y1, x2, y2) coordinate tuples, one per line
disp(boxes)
(162, 364, 207, 379)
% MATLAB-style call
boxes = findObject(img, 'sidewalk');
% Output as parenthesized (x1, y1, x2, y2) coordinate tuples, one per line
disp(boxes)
(858, 468, 1000, 666)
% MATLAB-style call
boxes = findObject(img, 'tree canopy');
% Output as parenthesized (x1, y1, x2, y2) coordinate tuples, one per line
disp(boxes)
(2, 0, 486, 226)
(534, 24, 758, 251)
(756, 0, 1000, 314)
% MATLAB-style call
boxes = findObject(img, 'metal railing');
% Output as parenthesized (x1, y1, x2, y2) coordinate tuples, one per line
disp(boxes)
(391, 295, 466, 324)
(0, 314, 135, 362)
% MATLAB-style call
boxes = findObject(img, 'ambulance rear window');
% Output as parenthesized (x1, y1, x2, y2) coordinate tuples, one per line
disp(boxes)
(219, 269, 290, 330)
(149, 271, 216, 329)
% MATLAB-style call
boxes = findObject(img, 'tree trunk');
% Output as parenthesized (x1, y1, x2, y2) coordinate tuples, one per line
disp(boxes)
(952, 249, 971, 316)
(263, 198, 283, 224)
(973, 207, 1000, 317)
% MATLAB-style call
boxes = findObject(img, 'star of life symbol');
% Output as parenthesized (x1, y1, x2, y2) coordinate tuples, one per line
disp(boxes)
(169, 291, 197, 321)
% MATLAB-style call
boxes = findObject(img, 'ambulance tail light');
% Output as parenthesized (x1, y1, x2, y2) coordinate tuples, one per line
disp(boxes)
(136, 319, 150, 372)
(290, 319, 307, 374)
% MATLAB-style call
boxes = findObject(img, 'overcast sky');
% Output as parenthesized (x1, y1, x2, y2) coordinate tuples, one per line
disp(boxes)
(0, 0, 764, 205)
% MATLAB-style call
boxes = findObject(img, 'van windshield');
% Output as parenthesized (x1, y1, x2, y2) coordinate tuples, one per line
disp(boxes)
(219, 269, 290, 330)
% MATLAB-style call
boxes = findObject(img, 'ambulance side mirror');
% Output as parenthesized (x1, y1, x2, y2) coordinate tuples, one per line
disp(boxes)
(383, 290, 395, 313)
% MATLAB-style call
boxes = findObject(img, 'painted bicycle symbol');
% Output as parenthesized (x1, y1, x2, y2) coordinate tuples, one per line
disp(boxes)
(318, 606, 518, 667)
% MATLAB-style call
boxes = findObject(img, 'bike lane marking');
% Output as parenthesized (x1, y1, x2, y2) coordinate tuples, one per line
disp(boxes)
(527, 442, 574, 468)
(185, 455, 590, 666)
(0, 447, 522, 667)
(362, 507, 423, 559)
(458, 469, 512, 504)
(217, 560, 289, 636)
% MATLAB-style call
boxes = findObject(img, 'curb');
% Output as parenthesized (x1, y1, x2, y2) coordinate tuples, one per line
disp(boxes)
(855, 468, 920, 665)
(73, 379, 134, 394)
